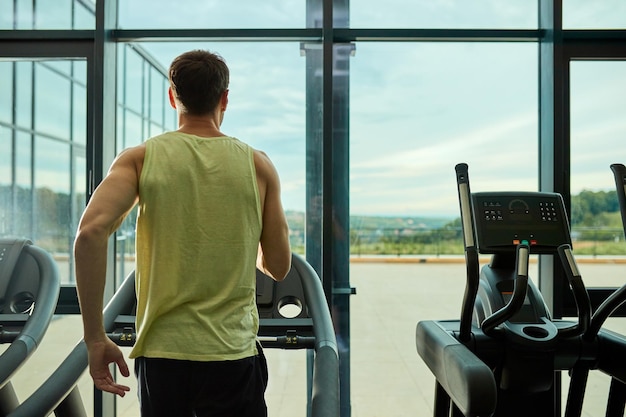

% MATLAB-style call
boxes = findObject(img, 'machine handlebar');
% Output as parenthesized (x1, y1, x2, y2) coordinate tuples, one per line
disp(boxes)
(610, 163, 626, 238)
(481, 242, 530, 336)
(455, 163, 480, 343)
(557, 244, 592, 338)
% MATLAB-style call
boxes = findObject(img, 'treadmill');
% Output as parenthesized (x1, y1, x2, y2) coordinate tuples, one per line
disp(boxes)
(0, 239, 60, 416)
(8, 253, 339, 417)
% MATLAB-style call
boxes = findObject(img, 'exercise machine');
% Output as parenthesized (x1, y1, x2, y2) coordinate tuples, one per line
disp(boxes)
(416, 163, 626, 417)
(563, 163, 626, 416)
(0, 239, 60, 416)
(8, 253, 339, 417)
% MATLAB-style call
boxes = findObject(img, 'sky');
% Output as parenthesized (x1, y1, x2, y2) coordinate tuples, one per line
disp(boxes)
(123, 1, 626, 217)
(3, 0, 626, 218)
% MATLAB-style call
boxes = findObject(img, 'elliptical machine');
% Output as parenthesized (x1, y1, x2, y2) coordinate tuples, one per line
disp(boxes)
(416, 163, 626, 417)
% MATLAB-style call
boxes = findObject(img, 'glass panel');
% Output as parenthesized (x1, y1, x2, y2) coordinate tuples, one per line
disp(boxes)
(351, 42, 538, 219)
(149, 67, 166, 127)
(15, 131, 32, 189)
(0, 0, 93, 29)
(570, 60, 626, 276)
(15, 62, 33, 128)
(349, 41, 538, 414)
(351, 0, 537, 29)
(14, 0, 34, 30)
(35, 63, 71, 140)
(34, 137, 71, 251)
(14, 130, 33, 238)
(0, 127, 8, 179)
(123, 47, 145, 114)
(0, 54, 90, 414)
(0, 127, 9, 235)
(117, 1, 306, 29)
(0, 58, 87, 283)
(117, 48, 125, 108)
(46, 60, 72, 74)
(73, 78, 87, 145)
(0, 1, 15, 29)
(4, 0, 94, 29)
(35, 0, 72, 29)
(564, 0, 626, 29)
(0, 62, 13, 123)
(119, 110, 144, 150)
(74, 0, 96, 30)
(73, 60, 87, 85)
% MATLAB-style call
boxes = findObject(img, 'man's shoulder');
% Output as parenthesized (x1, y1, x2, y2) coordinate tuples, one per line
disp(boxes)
(113, 144, 146, 174)
(120, 143, 147, 158)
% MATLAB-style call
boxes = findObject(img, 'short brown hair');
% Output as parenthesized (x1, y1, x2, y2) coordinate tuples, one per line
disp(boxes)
(168, 50, 229, 115)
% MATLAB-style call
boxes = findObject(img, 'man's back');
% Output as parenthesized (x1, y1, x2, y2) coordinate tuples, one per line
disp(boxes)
(130, 132, 262, 361)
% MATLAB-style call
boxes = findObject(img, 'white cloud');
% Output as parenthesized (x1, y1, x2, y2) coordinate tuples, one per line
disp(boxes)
(117, 8, 624, 218)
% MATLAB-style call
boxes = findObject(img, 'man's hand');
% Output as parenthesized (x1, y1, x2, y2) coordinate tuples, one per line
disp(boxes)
(86, 338, 131, 397)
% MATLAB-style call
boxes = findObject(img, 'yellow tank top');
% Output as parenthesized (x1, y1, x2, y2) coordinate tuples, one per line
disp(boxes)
(130, 132, 262, 361)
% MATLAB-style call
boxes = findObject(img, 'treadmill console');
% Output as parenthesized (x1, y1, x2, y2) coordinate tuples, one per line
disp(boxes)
(472, 192, 571, 254)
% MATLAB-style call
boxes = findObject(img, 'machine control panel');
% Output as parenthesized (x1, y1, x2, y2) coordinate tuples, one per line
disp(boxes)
(472, 192, 571, 254)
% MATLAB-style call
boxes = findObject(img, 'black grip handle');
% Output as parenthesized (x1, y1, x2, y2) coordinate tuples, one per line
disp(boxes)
(455, 163, 480, 343)
(482, 242, 530, 336)
(557, 244, 591, 338)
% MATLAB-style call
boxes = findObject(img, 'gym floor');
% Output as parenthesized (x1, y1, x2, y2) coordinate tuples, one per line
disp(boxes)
(5, 259, 626, 417)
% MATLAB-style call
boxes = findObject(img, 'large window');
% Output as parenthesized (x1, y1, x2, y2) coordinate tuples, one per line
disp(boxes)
(0, 0, 95, 30)
(0, 59, 87, 284)
(570, 60, 626, 287)
(349, 41, 538, 414)
(117, 0, 306, 29)
(2, 1, 626, 417)
(0, 56, 93, 414)
(350, 1, 537, 28)
(351, 42, 538, 218)
(563, 0, 626, 29)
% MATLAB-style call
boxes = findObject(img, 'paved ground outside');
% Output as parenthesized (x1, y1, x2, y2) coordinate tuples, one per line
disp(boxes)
(3, 258, 626, 416)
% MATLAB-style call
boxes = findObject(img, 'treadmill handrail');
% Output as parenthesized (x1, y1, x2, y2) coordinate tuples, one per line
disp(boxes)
(7, 271, 136, 417)
(291, 253, 340, 417)
(0, 244, 60, 389)
(11, 256, 341, 417)
(292, 254, 337, 354)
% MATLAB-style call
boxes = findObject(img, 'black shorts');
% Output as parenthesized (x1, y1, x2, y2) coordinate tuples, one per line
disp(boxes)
(134, 343, 268, 417)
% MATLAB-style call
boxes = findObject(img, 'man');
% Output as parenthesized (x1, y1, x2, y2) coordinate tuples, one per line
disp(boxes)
(75, 49, 291, 417)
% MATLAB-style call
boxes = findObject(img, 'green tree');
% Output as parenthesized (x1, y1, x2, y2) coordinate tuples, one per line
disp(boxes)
(571, 190, 619, 227)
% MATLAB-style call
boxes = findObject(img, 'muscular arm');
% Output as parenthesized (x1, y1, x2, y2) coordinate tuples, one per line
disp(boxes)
(74, 145, 144, 396)
(254, 150, 291, 281)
